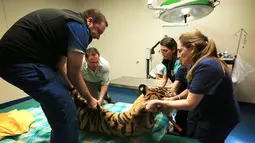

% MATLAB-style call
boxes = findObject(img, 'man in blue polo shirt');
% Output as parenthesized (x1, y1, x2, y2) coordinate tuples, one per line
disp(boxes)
(0, 8, 108, 143)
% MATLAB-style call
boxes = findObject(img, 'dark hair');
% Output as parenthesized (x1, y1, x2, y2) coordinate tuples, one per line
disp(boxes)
(83, 9, 108, 27)
(160, 37, 177, 59)
(85, 47, 100, 58)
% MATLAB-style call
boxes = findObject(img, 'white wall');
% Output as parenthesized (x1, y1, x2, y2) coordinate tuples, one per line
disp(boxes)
(0, 0, 7, 38)
(1, 0, 255, 104)
(0, 0, 78, 104)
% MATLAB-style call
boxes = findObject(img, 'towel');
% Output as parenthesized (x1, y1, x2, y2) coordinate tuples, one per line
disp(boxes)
(0, 109, 35, 140)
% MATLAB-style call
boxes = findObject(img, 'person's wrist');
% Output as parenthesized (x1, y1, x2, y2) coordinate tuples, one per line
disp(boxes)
(69, 87, 75, 92)
(172, 96, 177, 100)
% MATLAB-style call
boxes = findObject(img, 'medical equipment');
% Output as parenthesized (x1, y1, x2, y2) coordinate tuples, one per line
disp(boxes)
(231, 29, 253, 84)
(147, 0, 220, 23)
(145, 0, 220, 78)
(235, 28, 247, 56)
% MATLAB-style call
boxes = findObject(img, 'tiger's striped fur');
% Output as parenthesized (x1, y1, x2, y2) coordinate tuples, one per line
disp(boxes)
(72, 84, 175, 137)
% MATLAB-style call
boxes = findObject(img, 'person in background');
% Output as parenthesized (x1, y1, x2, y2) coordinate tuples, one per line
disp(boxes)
(159, 37, 181, 87)
(81, 47, 114, 105)
(149, 63, 166, 79)
(145, 30, 240, 143)
(0, 8, 108, 143)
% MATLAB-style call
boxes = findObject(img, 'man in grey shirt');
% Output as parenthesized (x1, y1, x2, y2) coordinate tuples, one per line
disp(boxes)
(81, 47, 113, 105)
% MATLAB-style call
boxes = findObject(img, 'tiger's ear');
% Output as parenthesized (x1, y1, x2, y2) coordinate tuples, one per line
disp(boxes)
(138, 84, 148, 95)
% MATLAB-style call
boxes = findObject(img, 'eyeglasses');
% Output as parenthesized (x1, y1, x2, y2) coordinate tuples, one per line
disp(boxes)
(158, 49, 169, 54)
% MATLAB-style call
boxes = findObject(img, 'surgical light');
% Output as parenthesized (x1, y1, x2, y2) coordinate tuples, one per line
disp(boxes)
(148, 0, 220, 23)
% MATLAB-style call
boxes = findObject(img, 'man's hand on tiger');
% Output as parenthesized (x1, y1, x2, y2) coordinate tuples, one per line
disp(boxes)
(70, 89, 78, 97)
(87, 97, 98, 109)
(97, 97, 106, 106)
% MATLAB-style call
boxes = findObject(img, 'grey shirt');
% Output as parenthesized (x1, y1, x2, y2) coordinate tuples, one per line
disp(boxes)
(81, 56, 110, 85)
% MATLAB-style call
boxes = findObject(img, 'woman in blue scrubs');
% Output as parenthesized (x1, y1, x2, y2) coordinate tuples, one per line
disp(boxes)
(146, 30, 240, 143)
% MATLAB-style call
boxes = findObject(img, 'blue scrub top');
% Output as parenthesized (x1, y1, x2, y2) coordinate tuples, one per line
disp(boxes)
(66, 21, 92, 53)
(175, 66, 188, 94)
(162, 58, 181, 83)
(187, 58, 240, 125)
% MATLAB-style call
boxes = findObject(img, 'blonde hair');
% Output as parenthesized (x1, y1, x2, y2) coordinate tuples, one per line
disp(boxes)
(179, 30, 231, 82)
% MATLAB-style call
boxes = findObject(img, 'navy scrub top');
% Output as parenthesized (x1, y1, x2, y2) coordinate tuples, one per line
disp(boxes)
(175, 66, 188, 94)
(186, 58, 240, 134)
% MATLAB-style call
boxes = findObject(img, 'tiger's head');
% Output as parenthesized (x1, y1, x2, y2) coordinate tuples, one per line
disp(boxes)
(138, 84, 174, 101)
(127, 84, 176, 132)
(131, 84, 175, 117)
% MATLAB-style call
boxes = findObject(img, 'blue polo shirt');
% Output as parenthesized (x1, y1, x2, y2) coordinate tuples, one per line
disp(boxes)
(66, 21, 92, 54)
(187, 58, 240, 124)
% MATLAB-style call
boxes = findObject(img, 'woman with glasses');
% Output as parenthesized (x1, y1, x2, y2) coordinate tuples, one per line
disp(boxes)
(159, 37, 189, 137)
(145, 30, 240, 143)
(159, 37, 181, 87)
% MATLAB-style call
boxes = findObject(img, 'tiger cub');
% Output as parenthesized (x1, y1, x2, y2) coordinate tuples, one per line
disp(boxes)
(72, 84, 175, 137)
